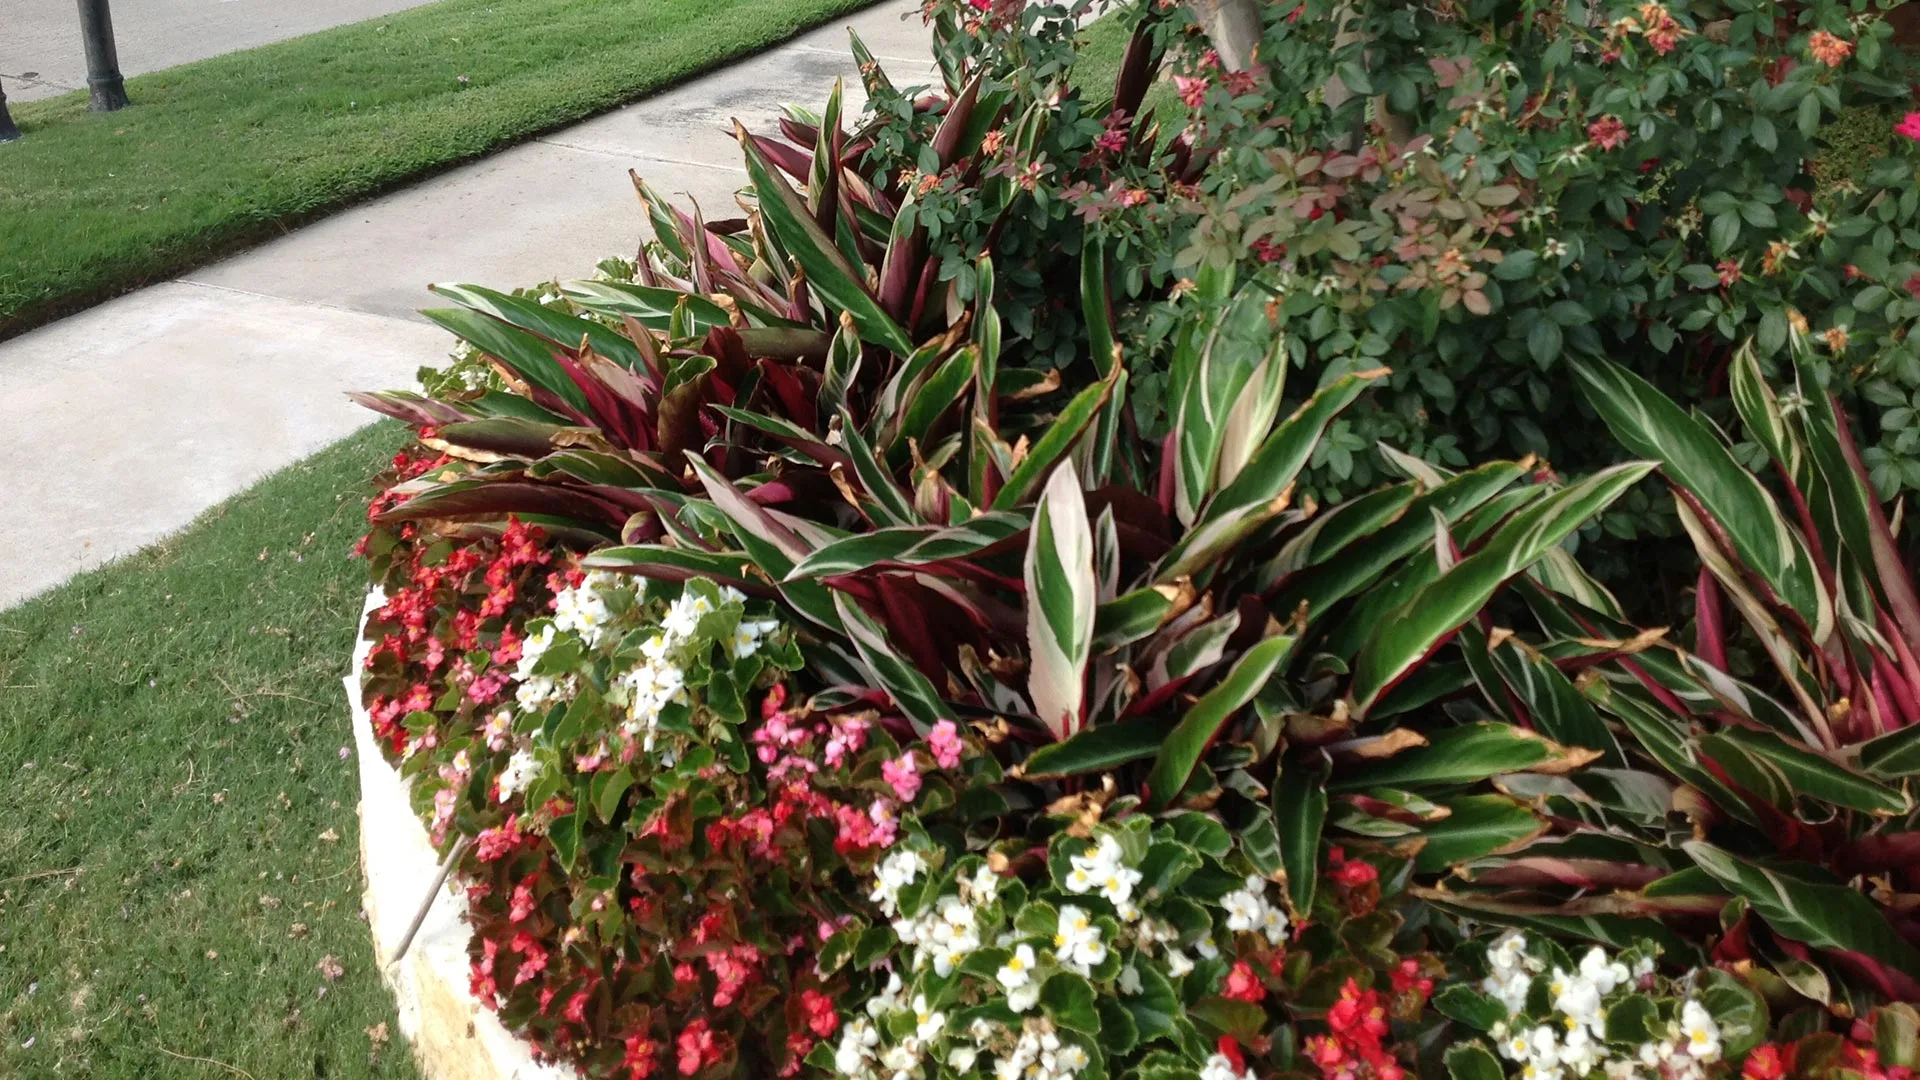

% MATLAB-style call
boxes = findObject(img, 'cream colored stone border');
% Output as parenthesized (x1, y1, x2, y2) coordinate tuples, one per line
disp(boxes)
(348, 589, 580, 1080)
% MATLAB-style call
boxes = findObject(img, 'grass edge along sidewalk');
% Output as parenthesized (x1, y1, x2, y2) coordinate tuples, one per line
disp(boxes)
(0, 0, 880, 341)
(0, 423, 421, 1079)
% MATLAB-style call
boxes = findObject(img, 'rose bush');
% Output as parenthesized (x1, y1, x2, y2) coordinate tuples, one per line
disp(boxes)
(901, 0, 1920, 584)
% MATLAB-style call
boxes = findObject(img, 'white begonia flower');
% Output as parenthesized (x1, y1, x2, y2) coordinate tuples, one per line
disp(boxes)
(1166, 949, 1195, 978)
(640, 632, 670, 661)
(1193, 936, 1220, 960)
(1221, 879, 1265, 933)
(1550, 969, 1603, 1030)
(997, 944, 1037, 991)
(869, 851, 924, 916)
(834, 1016, 880, 1076)
(1680, 1000, 1721, 1062)
(1579, 946, 1631, 995)
(661, 590, 715, 641)
(1259, 904, 1289, 945)
(1006, 981, 1040, 1013)
(880, 1037, 921, 1076)
(550, 580, 612, 645)
(729, 617, 781, 659)
(1200, 1053, 1257, 1080)
(1487, 969, 1533, 1017)
(514, 623, 557, 678)
(947, 1046, 978, 1072)
(1633, 955, 1656, 978)
(1064, 834, 1115, 893)
(1528, 1025, 1562, 1068)
(912, 994, 945, 1041)
(497, 748, 544, 802)
(1489, 930, 1529, 973)
(965, 864, 1000, 903)
(1604, 1061, 1642, 1080)
(515, 675, 560, 712)
(1560, 1026, 1600, 1076)
(1118, 964, 1143, 995)
(866, 972, 906, 1019)
(1054, 905, 1106, 972)
(1498, 1024, 1534, 1062)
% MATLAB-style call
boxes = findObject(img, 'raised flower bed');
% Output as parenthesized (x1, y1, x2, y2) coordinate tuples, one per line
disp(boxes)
(345, 1, 1920, 1078)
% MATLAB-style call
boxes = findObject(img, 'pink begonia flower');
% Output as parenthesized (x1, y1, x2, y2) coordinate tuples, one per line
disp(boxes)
(928, 720, 964, 769)
(1897, 112, 1920, 142)
(882, 752, 922, 801)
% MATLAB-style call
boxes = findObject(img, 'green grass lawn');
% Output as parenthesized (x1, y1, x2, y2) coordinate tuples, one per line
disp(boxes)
(0, 423, 419, 1079)
(1071, 14, 1184, 125)
(0, 0, 876, 340)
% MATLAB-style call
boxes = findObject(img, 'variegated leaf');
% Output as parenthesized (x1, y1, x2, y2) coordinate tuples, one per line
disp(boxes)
(1347, 462, 1653, 718)
(832, 592, 956, 734)
(787, 512, 1029, 579)
(1025, 459, 1097, 741)
(1572, 357, 1829, 640)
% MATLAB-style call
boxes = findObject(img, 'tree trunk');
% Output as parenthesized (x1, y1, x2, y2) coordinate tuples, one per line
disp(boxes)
(1187, 0, 1263, 71)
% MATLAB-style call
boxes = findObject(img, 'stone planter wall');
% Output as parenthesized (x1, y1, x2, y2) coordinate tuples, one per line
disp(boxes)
(348, 590, 577, 1080)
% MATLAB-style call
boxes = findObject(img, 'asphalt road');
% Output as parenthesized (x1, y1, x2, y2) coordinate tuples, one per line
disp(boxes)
(2, 0, 441, 102)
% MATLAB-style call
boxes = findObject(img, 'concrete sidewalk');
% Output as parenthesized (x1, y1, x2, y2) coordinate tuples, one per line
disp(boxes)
(3, 0, 443, 102)
(0, 0, 933, 609)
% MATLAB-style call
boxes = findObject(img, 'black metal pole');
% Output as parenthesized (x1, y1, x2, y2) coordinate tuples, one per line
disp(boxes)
(0, 81, 21, 142)
(76, 0, 129, 112)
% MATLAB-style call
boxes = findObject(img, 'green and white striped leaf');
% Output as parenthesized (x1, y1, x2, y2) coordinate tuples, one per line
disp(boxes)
(1727, 342, 1800, 478)
(1857, 723, 1920, 778)
(1328, 722, 1594, 791)
(1145, 635, 1296, 810)
(1348, 462, 1653, 718)
(1092, 585, 1187, 653)
(818, 312, 862, 420)
(736, 122, 914, 355)
(431, 283, 643, 370)
(1270, 459, 1527, 626)
(682, 453, 844, 633)
(1684, 841, 1920, 981)
(1706, 728, 1909, 814)
(836, 407, 918, 527)
(991, 372, 1117, 511)
(1412, 795, 1547, 873)
(1025, 459, 1097, 741)
(1019, 720, 1165, 779)
(1571, 357, 1828, 638)
(1194, 368, 1386, 532)
(889, 346, 978, 461)
(833, 591, 956, 734)
(581, 545, 764, 593)
(559, 279, 732, 336)
(1275, 753, 1330, 915)
(1483, 629, 1626, 766)
(787, 512, 1028, 579)
(423, 307, 591, 414)
(1250, 483, 1418, 594)
(1172, 282, 1284, 525)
